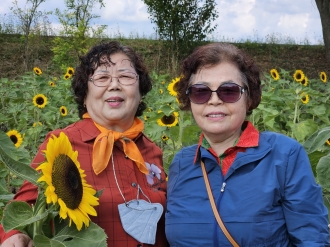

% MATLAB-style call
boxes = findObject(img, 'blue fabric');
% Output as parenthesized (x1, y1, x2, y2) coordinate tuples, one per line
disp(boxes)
(165, 131, 330, 247)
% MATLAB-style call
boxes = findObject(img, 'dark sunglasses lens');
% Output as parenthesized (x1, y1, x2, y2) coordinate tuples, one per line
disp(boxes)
(217, 84, 241, 103)
(189, 85, 211, 104)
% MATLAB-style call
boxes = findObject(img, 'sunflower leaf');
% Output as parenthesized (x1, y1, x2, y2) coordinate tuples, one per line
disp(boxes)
(2, 200, 53, 234)
(0, 132, 40, 185)
(34, 222, 107, 247)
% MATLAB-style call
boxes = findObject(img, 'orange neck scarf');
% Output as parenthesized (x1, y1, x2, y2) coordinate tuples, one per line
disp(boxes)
(83, 113, 148, 175)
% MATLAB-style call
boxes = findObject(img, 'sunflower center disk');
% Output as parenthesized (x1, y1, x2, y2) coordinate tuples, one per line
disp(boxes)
(10, 135, 18, 144)
(52, 154, 83, 209)
(161, 115, 175, 125)
(36, 97, 44, 105)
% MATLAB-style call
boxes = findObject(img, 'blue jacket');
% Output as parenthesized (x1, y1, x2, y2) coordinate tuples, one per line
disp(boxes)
(165, 131, 330, 246)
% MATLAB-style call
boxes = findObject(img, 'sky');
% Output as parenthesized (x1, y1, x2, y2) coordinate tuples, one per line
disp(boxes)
(0, 0, 324, 45)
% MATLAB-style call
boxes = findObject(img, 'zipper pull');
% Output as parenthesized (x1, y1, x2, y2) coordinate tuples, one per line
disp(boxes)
(220, 182, 226, 192)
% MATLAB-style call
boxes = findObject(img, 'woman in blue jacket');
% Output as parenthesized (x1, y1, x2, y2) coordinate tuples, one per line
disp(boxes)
(165, 42, 329, 246)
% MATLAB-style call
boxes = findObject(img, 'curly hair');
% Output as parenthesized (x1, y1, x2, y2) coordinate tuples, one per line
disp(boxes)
(176, 42, 261, 115)
(71, 40, 152, 118)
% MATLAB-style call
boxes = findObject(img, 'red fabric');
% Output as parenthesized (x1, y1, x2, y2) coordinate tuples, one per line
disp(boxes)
(195, 121, 259, 175)
(0, 118, 168, 247)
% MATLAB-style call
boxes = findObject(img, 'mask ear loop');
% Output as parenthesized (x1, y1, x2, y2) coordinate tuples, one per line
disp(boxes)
(112, 154, 151, 208)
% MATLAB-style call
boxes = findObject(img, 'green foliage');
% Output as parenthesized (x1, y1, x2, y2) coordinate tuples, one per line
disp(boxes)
(0, 68, 79, 159)
(144, 72, 200, 172)
(250, 68, 330, 142)
(52, 0, 107, 70)
(143, 0, 218, 69)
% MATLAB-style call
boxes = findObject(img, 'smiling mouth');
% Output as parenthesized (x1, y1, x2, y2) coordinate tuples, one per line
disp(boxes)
(207, 113, 226, 117)
(106, 99, 123, 102)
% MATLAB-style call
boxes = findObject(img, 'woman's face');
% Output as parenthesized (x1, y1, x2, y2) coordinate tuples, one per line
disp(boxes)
(85, 52, 141, 132)
(190, 62, 248, 143)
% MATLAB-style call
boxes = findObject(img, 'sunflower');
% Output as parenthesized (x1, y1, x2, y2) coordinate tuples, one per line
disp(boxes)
(326, 139, 330, 146)
(161, 81, 165, 85)
(143, 115, 149, 121)
(33, 94, 47, 108)
(36, 132, 99, 231)
(167, 77, 180, 97)
(293, 70, 304, 82)
(49, 81, 55, 87)
(33, 122, 42, 127)
(159, 89, 163, 94)
(157, 111, 179, 127)
(6, 130, 23, 148)
(67, 67, 75, 75)
(300, 93, 309, 104)
(161, 135, 169, 141)
(64, 73, 71, 80)
(33, 67, 42, 75)
(300, 76, 308, 86)
(270, 69, 280, 81)
(320, 71, 327, 83)
(60, 106, 68, 116)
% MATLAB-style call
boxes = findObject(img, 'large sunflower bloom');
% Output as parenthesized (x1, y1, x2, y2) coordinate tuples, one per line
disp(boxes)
(300, 93, 309, 104)
(157, 111, 179, 127)
(300, 76, 308, 86)
(60, 106, 68, 116)
(6, 130, 23, 148)
(320, 71, 327, 83)
(33, 67, 42, 75)
(270, 69, 280, 81)
(167, 77, 181, 97)
(36, 132, 99, 231)
(293, 70, 304, 82)
(33, 94, 47, 108)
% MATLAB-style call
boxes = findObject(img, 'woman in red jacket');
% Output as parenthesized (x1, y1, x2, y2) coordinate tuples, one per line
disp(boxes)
(1, 41, 168, 247)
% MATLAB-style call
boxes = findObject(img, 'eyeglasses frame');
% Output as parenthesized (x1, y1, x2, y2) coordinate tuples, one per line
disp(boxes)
(186, 82, 247, 104)
(89, 72, 139, 87)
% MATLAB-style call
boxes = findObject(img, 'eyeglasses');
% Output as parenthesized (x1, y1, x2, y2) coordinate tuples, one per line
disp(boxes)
(89, 72, 139, 87)
(186, 82, 246, 104)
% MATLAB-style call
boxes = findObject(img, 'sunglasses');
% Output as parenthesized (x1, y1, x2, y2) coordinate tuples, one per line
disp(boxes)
(186, 82, 246, 104)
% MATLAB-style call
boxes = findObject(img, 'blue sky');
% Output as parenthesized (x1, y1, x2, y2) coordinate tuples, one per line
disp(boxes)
(0, 0, 324, 45)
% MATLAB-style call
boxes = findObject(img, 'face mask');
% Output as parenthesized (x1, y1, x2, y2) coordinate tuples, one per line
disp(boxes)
(118, 199, 163, 244)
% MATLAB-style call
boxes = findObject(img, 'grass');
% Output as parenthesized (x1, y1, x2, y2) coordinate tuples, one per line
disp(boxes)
(0, 27, 329, 81)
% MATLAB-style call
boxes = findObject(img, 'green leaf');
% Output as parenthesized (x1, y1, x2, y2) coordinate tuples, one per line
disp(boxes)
(34, 222, 107, 247)
(0, 132, 40, 185)
(291, 119, 318, 142)
(303, 126, 330, 154)
(0, 194, 14, 201)
(2, 201, 34, 232)
(316, 153, 330, 192)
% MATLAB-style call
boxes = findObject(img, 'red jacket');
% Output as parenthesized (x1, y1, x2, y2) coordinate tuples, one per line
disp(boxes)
(0, 118, 168, 247)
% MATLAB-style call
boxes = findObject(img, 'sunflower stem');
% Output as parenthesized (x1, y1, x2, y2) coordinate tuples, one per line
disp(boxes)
(177, 111, 184, 147)
(293, 98, 299, 124)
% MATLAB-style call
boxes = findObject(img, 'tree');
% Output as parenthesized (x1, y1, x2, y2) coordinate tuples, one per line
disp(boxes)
(143, 0, 218, 72)
(315, 0, 330, 68)
(11, 0, 47, 69)
(52, 0, 106, 70)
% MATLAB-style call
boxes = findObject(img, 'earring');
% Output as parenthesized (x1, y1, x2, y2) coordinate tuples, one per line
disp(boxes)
(83, 103, 86, 108)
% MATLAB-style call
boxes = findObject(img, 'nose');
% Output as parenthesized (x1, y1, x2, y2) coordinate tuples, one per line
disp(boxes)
(107, 76, 121, 90)
(208, 91, 223, 105)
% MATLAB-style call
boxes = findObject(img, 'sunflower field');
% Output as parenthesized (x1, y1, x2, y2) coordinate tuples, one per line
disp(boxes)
(0, 67, 330, 220)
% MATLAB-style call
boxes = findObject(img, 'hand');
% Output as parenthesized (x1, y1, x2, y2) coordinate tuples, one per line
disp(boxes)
(1, 234, 33, 247)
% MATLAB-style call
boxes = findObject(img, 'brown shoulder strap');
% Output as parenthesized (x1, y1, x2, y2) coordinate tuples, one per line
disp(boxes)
(201, 161, 239, 247)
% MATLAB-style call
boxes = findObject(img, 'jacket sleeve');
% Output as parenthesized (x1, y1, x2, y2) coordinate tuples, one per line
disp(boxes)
(282, 143, 330, 246)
